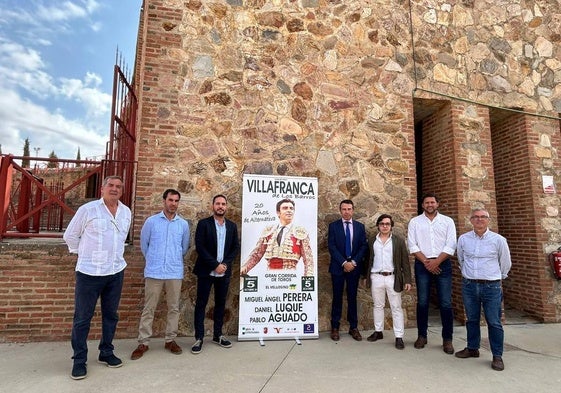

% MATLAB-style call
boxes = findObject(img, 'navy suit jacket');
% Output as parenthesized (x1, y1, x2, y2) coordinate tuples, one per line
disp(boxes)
(328, 219, 368, 276)
(193, 216, 239, 278)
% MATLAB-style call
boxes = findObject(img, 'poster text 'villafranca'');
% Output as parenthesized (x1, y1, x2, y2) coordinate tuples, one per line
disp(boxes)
(246, 178, 315, 196)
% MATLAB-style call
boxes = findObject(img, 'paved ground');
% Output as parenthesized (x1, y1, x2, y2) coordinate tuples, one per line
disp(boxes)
(2, 323, 560, 393)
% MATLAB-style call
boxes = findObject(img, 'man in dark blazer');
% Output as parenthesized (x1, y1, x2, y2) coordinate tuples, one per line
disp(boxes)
(328, 199, 369, 341)
(191, 194, 239, 354)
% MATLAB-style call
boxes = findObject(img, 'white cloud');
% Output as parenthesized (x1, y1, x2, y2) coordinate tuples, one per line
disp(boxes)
(60, 73, 112, 118)
(0, 88, 106, 159)
(36, 0, 101, 23)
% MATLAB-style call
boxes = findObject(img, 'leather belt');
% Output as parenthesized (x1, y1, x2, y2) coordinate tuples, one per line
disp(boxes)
(373, 272, 394, 276)
(466, 278, 500, 284)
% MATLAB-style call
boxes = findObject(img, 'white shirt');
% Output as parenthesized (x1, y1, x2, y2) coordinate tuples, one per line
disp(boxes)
(63, 198, 131, 276)
(407, 212, 457, 257)
(457, 229, 511, 280)
(372, 233, 394, 273)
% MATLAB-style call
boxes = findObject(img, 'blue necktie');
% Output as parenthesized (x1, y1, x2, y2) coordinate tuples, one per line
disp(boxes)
(345, 221, 351, 258)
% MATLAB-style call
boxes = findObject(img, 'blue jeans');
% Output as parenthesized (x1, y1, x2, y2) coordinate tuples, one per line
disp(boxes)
(462, 278, 504, 356)
(194, 275, 231, 340)
(71, 270, 124, 365)
(415, 259, 454, 340)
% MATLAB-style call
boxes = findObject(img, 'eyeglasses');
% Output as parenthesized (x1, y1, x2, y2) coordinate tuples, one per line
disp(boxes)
(470, 215, 489, 220)
(378, 222, 391, 226)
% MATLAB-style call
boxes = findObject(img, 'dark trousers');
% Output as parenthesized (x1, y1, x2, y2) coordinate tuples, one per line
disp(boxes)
(414, 259, 454, 340)
(194, 275, 231, 340)
(71, 270, 124, 365)
(330, 270, 360, 330)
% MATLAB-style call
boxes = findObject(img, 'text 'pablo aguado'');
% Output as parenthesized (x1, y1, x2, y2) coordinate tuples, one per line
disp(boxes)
(246, 292, 312, 323)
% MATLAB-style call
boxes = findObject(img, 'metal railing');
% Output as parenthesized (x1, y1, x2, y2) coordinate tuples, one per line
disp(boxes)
(0, 155, 136, 240)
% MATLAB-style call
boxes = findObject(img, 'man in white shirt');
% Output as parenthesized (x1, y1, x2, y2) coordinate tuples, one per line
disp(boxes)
(455, 208, 511, 371)
(407, 192, 457, 355)
(365, 214, 412, 349)
(63, 176, 131, 380)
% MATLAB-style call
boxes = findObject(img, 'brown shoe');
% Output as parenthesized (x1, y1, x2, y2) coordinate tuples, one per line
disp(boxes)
(367, 331, 384, 342)
(131, 344, 149, 360)
(443, 340, 454, 354)
(349, 328, 362, 341)
(455, 347, 480, 358)
(395, 338, 405, 350)
(164, 340, 183, 355)
(330, 328, 340, 341)
(414, 336, 427, 349)
(491, 356, 504, 371)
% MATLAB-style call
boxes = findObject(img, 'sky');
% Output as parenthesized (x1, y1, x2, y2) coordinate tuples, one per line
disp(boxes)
(0, 0, 141, 161)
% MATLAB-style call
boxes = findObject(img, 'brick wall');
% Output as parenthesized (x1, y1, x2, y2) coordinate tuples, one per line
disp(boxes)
(491, 114, 559, 322)
(0, 242, 145, 343)
(417, 101, 500, 321)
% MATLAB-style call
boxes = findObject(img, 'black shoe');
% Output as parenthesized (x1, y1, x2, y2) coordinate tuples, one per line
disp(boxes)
(213, 335, 232, 348)
(191, 339, 203, 354)
(97, 354, 123, 368)
(455, 347, 480, 358)
(367, 331, 384, 342)
(71, 363, 87, 380)
(395, 338, 405, 350)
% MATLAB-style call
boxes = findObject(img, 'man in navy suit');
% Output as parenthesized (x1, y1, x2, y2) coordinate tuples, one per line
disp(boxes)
(328, 199, 369, 341)
(191, 194, 239, 354)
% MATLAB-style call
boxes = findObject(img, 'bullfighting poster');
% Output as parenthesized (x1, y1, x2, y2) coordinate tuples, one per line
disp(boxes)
(238, 174, 319, 341)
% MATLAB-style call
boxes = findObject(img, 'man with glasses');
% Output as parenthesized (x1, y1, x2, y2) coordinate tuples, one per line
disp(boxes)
(365, 214, 412, 349)
(407, 192, 457, 354)
(455, 208, 511, 371)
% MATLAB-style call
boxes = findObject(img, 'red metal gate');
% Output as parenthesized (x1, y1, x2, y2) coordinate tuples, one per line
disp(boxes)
(0, 56, 137, 240)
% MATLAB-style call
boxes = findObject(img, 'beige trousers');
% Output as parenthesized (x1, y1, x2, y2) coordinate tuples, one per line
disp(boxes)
(137, 278, 182, 344)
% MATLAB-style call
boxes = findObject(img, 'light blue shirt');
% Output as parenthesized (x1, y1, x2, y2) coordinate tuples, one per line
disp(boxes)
(63, 198, 131, 276)
(457, 229, 512, 280)
(140, 211, 190, 279)
(210, 219, 226, 277)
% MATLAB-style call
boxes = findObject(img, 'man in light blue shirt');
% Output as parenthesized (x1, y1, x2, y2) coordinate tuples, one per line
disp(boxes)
(455, 208, 511, 371)
(131, 189, 190, 360)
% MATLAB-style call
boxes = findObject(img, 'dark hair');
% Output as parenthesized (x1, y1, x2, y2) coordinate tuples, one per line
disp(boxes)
(339, 199, 354, 209)
(421, 192, 439, 203)
(276, 198, 295, 212)
(213, 194, 228, 204)
(376, 214, 394, 227)
(163, 189, 181, 200)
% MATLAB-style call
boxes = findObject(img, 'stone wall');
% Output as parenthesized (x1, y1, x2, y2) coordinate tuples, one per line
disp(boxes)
(131, 0, 561, 335)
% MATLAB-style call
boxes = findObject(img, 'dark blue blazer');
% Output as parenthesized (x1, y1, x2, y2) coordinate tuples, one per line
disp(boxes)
(328, 219, 368, 276)
(193, 216, 239, 278)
